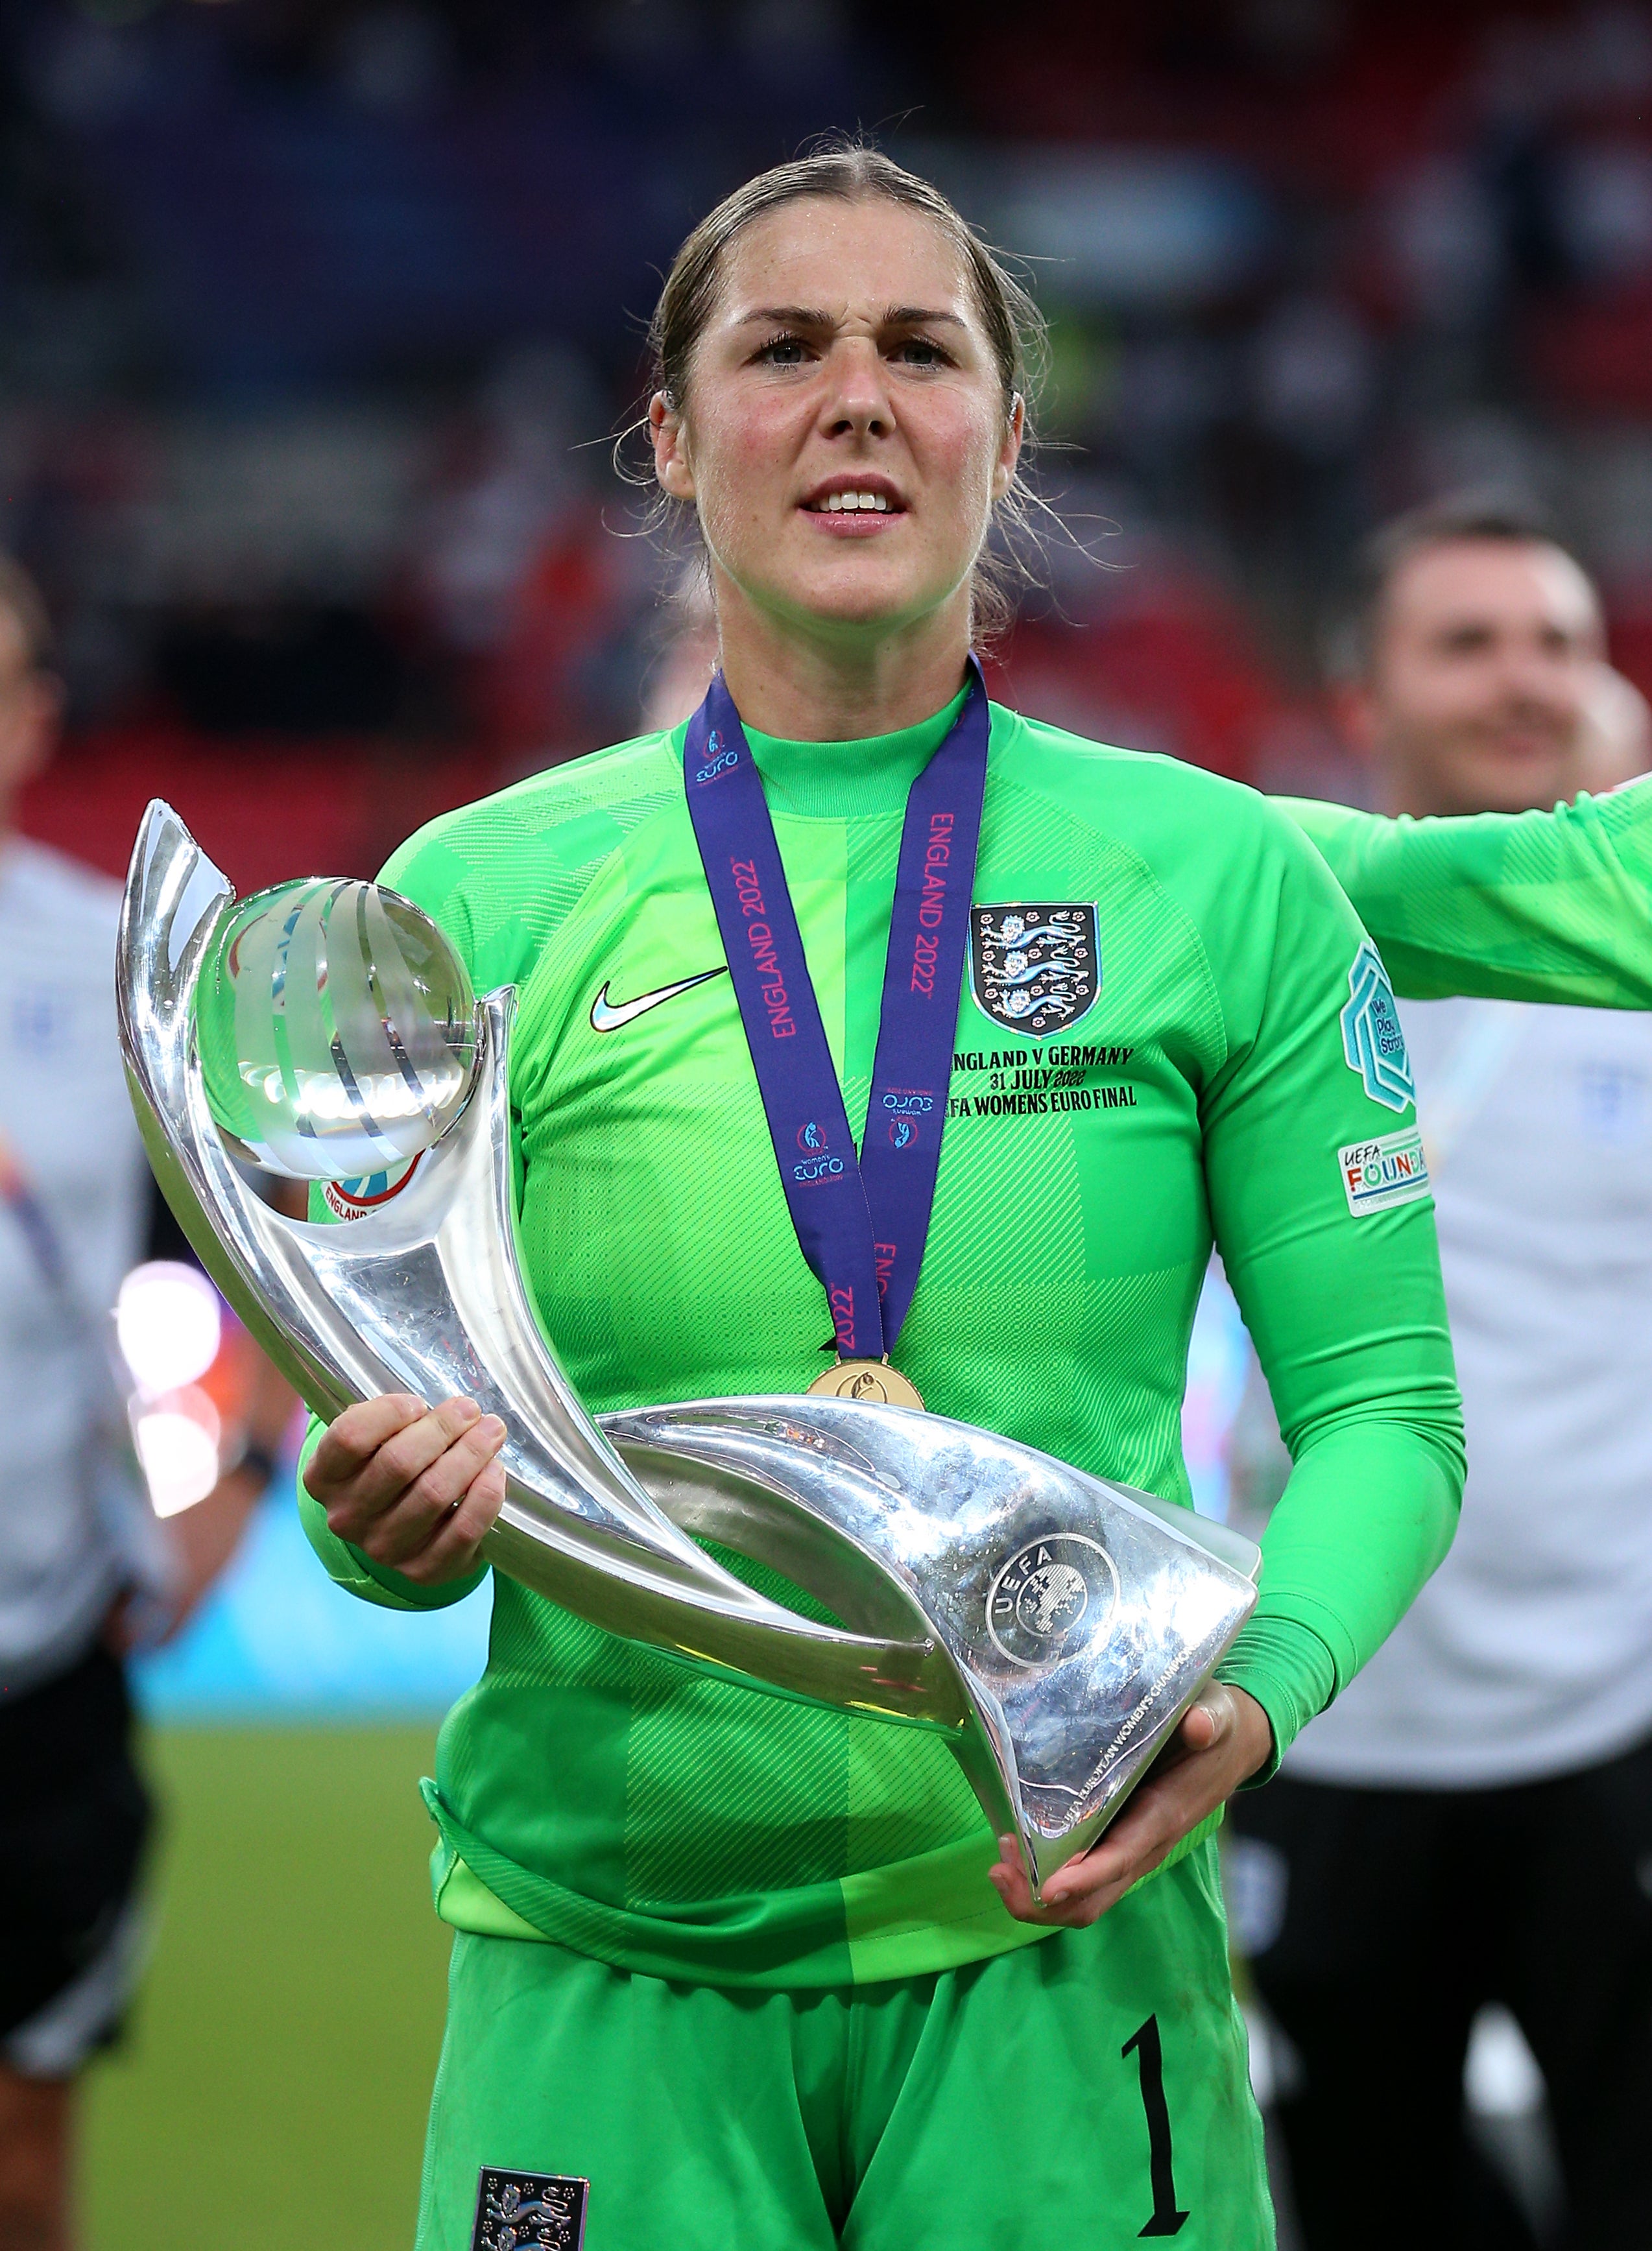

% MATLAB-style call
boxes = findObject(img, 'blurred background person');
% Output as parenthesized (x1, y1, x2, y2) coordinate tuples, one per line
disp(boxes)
(1227, 497, 1652, 2251)
(0, 553, 286, 2251)
(639, 574, 719, 735)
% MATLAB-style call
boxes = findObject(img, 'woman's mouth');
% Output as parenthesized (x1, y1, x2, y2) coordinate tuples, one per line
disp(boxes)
(808, 489, 893, 513)
(801, 482, 905, 534)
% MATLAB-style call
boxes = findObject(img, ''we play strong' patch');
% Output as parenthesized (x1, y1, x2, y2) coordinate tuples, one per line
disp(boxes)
(1338, 1127, 1431, 1217)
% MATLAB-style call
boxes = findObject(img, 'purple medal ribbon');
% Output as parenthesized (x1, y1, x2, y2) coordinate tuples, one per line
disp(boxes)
(683, 656, 990, 1361)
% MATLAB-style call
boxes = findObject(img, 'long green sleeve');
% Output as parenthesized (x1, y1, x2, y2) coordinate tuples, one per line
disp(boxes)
(1174, 799, 1463, 1770)
(1277, 779, 1652, 1006)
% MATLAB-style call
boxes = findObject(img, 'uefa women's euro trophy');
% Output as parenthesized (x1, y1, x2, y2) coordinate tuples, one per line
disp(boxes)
(117, 802, 1260, 1896)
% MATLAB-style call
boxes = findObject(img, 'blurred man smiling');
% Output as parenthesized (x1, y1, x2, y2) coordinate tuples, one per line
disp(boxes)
(1345, 503, 1607, 815)
(1230, 497, 1652, 2251)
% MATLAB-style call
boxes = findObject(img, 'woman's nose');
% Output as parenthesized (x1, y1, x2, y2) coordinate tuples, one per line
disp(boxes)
(819, 338, 892, 437)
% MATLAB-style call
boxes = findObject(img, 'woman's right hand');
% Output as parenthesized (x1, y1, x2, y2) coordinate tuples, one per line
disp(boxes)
(302, 1394, 508, 1586)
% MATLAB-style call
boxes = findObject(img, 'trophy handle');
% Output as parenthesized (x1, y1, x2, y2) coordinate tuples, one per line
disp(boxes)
(116, 802, 961, 1722)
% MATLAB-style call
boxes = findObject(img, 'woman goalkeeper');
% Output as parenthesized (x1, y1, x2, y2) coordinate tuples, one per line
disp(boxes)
(300, 147, 1465, 2251)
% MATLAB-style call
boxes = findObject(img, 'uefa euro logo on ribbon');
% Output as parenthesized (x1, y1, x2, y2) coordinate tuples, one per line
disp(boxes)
(117, 802, 1259, 1898)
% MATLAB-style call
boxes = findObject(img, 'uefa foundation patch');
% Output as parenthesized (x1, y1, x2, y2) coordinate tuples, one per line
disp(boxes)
(472, 2168, 589, 2250)
(1338, 1127, 1431, 1217)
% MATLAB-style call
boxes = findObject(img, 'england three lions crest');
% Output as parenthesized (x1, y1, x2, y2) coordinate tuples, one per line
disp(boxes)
(969, 903, 1099, 1039)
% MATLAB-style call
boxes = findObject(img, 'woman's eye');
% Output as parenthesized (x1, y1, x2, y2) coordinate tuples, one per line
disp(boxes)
(893, 337, 950, 368)
(755, 335, 811, 366)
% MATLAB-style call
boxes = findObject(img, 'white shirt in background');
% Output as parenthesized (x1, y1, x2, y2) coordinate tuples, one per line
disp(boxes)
(1287, 993, 1652, 1789)
(0, 837, 161, 1695)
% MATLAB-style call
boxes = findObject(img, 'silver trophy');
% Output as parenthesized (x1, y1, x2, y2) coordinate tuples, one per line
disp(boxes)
(117, 801, 1260, 1895)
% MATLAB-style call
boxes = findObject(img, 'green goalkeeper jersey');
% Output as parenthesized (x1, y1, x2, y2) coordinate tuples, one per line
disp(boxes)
(1281, 778, 1652, 1008)
(300, 696, 1464, 1988)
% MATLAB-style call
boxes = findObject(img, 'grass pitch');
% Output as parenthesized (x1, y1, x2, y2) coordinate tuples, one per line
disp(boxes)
(83, 1726, 453, 2251)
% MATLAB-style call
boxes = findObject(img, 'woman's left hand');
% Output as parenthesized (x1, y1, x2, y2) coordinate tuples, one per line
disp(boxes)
(987, 1682, 1273, 1929)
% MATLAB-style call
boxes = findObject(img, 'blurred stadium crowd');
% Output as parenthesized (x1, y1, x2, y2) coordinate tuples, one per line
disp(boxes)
(6, 0, 1652, 878)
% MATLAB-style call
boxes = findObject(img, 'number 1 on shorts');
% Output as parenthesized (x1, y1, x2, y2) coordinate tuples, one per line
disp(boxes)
(1122, 2014, 1190, 2237)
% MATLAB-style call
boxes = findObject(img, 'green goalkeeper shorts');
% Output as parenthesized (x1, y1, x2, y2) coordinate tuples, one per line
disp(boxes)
(414, 1846, 1273, 2250)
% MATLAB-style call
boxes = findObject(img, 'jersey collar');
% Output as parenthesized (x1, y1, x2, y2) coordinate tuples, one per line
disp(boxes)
(734, 684, 973, 821)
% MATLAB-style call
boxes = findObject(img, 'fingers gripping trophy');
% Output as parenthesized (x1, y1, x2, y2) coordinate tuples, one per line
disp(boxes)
(117, 805, 1259, 1903)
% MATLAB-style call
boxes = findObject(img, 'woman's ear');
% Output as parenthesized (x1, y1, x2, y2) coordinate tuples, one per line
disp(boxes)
(650, 392, 696, 502)
(990, 392, 1025, 505)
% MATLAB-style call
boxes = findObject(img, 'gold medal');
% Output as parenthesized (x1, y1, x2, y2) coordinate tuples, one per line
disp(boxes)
(806, 1357, 925, 1411)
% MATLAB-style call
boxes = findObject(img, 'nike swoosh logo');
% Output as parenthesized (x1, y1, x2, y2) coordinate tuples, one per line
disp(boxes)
(590, 967, 728, 1032)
